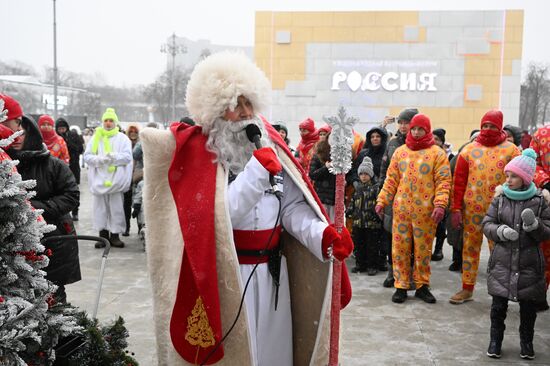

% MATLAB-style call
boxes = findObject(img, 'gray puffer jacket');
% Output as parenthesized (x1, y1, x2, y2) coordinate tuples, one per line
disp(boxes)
(482, 187, 550, 302)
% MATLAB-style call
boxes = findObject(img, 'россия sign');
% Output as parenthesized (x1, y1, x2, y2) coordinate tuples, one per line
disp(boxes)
(330, 60, 439, 92)
(331, 71, 437, 92)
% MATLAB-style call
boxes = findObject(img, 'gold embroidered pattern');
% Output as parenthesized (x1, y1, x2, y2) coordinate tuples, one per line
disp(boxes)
(185, 296, 216, 348)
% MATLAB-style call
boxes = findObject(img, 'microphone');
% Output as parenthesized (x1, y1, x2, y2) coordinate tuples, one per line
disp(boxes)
(245, 124, 281, 197)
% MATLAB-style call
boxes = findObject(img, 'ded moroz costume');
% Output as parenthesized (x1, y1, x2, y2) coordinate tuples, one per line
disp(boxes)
(141, 51, 353, 366)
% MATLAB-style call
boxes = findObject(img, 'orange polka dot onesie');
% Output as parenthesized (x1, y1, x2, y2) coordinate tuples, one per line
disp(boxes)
(451, 110, 520, 293)
(377, 114, 451, 290)
(530, 125, 550, 288)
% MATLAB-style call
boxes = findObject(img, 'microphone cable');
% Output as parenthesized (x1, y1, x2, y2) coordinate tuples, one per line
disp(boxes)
(200, 186, 282, 365)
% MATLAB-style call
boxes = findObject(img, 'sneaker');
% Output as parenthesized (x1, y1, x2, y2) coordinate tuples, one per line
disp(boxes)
(448, 261, 462, 272)
(520, 342, 535, 360)
(392, 288, 408, 303)
(351, 266, 366, 273)
(449, 289, 473, 304)
(367, 268, 378, 276)
(486, 340, 502, 359)
(122, 229, 130, 237)
(431, 250, 444, 261)
(415, 285, 436, 303)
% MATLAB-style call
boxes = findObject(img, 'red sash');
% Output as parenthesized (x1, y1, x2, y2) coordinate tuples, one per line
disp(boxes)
(234, 226, 282, 264)
(168, 123, 223, 364)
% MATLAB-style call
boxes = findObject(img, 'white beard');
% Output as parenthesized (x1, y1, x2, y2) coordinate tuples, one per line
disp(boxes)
(205, 116, 275, 174)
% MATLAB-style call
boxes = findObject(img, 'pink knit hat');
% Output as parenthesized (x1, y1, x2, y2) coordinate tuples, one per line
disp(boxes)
(504, 148, 537, 185)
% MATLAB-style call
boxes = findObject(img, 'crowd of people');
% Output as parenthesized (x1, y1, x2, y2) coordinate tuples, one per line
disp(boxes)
(1, 51, 549, 364)
(271, 103, 549, 361)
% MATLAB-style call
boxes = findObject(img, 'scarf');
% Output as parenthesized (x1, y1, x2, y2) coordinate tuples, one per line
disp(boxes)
(405, 132, 435, 151)
(91, 126, 119, 175)
(297, 130, 320, 155)
(40, 128, 59, 150)
(502, 182, 537, 201)
(476, 129, 507, 147)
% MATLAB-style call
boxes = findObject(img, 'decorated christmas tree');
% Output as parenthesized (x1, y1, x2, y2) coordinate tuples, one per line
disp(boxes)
(60, 311, 138, 366)
(0, 101, 79, 365)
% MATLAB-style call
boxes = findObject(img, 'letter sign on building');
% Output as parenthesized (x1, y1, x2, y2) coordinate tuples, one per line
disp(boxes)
(331, 71, 437, 92)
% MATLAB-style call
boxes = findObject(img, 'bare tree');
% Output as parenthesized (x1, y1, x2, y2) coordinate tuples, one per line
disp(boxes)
(142, 67, 190, 124)
(520, 63, 550, 133)
(0, 60, 37, 76)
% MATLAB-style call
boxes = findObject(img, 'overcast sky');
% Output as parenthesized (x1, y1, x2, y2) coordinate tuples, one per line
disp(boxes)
(3, 0, 547, 87)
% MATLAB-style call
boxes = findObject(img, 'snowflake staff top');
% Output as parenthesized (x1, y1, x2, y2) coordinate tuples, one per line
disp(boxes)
(324, 106, 357, 175)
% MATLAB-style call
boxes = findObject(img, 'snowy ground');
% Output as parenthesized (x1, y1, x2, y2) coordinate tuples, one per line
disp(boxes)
(69, 171, 550, 365)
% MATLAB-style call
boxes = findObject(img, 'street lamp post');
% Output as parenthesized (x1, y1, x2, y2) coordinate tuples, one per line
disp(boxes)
(53, 0, 58, 120)
(160, 33, 187, 122)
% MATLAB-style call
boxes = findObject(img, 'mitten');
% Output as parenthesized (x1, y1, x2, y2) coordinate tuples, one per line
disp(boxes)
(98, 155, 111, 165)
(431, 207, 445, 224)
(253, 147, 282, 175)
(375, 205, 384, 219)
(521, 208, 539, 232)
(450, 211, 462, 229)
(322, 225, 354, 261)
(496, 225, 519, 241)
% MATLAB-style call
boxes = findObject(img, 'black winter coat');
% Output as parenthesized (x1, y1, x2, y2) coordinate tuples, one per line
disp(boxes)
(482, 189, 550, 302)
(309, 155, 336, 206)
(349, 127, 388, 184)
(346, 180, 382, 229)
(8, 146, 81, 286)
(62, 130, 84, 184)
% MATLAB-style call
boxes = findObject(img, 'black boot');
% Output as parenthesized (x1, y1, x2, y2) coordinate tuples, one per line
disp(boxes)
(448, 260, 462, 272)
(415, 285, 436, 303)
(392, 288, 407, 303)
(109, 233, 125, 248)
(487, 296, 507, 359)
(487, 331, 503, 358)
(95, 230, 109, 248)
(383, 265, 394, 288)
(519, 300, 537, 360)
(431, 249, 443, 261)
(432, 230, 445, 262)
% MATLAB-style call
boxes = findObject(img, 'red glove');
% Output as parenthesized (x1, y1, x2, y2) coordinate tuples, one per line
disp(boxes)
(431, 207, 445, 224)
(322, 225, 354, 261)
(253, 147, 282, 175)
(375, 205, 384, 219)
(450, 211, 462, 229)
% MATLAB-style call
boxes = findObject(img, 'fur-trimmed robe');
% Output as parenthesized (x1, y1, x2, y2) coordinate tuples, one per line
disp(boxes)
(140, 128, 335, 366)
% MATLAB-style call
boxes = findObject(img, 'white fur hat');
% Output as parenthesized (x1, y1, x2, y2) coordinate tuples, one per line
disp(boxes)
(185, 51, 271, 131)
